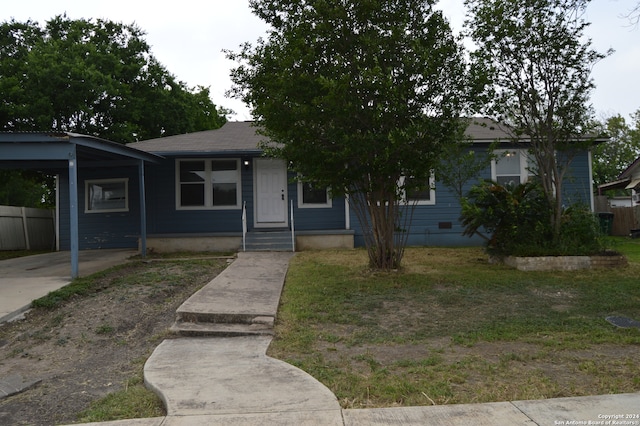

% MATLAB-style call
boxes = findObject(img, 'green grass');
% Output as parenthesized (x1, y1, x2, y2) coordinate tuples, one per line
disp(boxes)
(31, 258, 215, 309)
(607, 236, 640, 263)
(268, 246, 640, 407)
(76, 367, 165, 422)
(0, 249, 53, 260)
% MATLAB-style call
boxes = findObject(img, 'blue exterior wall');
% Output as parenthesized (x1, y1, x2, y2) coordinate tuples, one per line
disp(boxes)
(144, 158, 247, 234)
(287, 181, 347, 231)
(143, 155, 347, 235)
(58, 165, 142, 250)
(350, 145, 594, 248)
(561, 150, 593, 207)
(57, 146, 592, 250)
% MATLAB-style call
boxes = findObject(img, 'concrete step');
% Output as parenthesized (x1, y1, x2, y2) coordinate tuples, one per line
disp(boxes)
(176, 311, 259, 325)
(170, 252, 292, 337)
(172, 314, 275, 337)
(170, 321, 274, 337)
(244, 231, 293, 252)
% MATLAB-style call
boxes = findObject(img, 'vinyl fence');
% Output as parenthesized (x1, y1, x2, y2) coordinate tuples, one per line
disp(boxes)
(0, 205, 55, 250)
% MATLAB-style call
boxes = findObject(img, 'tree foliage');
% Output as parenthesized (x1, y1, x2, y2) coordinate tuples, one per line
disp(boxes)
(228, 0, 471, 269)
(464, 0, 611, 240)
(0, 16, 229, 208)
(0, 170, 54, 207)
(626, 2, 640, 26)
(592, 110, 640, 191)
(435, 133, 498, 202)
(0, 15, 228, 143)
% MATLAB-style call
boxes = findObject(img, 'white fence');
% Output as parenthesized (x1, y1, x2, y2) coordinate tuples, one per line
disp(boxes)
(0, 205, 55, 251)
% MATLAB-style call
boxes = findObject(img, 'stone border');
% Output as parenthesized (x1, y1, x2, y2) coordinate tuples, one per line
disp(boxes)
(493, 253, 628, 271)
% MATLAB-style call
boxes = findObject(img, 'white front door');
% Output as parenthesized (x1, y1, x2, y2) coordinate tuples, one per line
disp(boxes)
(255, 158, 288, 226)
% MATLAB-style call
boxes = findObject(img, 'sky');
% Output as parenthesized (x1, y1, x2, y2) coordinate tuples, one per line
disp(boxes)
(4, 0, 639, 122)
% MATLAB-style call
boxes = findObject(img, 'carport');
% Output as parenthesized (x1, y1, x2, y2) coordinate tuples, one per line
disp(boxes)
(0, 132, 163, 278)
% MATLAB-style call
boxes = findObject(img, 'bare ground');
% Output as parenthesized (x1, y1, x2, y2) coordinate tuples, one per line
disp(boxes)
(0, 257, 228, 426)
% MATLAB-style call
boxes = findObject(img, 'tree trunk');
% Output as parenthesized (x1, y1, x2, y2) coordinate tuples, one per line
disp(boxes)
(349, 188, 409, 270)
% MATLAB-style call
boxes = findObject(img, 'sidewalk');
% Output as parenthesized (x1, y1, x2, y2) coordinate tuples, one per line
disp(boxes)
(0, 249, 137, 323)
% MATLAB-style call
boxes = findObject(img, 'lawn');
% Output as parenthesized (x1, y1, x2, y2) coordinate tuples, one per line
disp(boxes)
(267, 241, 640, 408)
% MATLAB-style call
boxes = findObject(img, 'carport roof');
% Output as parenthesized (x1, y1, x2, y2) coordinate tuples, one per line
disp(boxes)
(0, 131, 163, 169)
(0, 131, 161, 279)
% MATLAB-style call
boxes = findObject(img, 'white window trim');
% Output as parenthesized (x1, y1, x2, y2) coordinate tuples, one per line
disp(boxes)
(400, 174, 436, 206)
(297, 180, 332, 208)
(175, 158, 242, 210)
(491, 149, 531, 185)
(85, 178, 129, 213)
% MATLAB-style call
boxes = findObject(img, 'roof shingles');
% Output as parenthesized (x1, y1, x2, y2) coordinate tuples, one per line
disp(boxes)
(127, 121, 265, 154)
(126, 118, 519, 155)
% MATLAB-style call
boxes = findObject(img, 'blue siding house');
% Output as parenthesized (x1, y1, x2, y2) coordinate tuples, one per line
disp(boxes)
(0, 118, 600, 259)
(124, 118, 597, 252)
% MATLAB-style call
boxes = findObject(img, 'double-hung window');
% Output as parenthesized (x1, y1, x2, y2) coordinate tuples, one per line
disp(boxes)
(298, 181, 332, 208)
(85, 179, 129, 213)
(492, 149, 534, 186)
(176, 159, 241, 209)
(400, 174, 436, 205)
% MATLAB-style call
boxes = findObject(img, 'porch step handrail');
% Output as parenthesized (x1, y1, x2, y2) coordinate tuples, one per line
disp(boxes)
(290, 200, 296, 252)
(242, 201, 247, 252)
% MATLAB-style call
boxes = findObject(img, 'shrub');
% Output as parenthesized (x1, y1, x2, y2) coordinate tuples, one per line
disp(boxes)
(461, 180, 604, 256)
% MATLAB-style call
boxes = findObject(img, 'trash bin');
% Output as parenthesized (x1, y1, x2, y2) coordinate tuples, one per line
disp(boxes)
(597, 212, 614, 235)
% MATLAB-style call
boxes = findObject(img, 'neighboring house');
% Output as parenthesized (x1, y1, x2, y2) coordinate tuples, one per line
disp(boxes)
(598, 154, 640, 236)
(1, 119, 599, 257)
(599, 154, 640, 206)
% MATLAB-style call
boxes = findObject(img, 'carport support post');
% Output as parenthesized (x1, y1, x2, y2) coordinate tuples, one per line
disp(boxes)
(68, 150, 79, 279)
(138, 160, 147, 258)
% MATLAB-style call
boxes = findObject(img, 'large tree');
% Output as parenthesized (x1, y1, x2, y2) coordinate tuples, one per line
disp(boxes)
(0, 16, 229, 208)
(228, 0, 471, 269)
(592, 110, 640, 191)
(0, 15, 228, 143)
(464, 0, 611, 240)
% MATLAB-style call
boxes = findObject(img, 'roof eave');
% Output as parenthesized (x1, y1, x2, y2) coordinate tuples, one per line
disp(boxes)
(68, 133, 165, 163)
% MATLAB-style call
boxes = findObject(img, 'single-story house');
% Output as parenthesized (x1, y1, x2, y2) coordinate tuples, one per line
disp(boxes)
(1, 118, 599, 262)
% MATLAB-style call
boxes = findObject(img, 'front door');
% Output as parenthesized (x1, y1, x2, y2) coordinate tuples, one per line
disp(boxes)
(255, 158, 287, 226)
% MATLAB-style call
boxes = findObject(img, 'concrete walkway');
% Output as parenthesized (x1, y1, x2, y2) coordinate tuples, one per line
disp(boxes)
(2, 251, 638, 425)
(0, 249, 137, 323)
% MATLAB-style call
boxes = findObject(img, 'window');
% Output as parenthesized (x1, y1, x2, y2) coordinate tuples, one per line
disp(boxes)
(179, 160, 206, 206)
(298, 181, 332, 208)
(176, 159, 241, 209)
(492, 149, 533, 186)
(400, 175, 436, 205)
(85, 179, 129, 213)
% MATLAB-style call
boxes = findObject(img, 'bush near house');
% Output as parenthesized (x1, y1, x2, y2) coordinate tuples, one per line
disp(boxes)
(460, 180, 604, 256)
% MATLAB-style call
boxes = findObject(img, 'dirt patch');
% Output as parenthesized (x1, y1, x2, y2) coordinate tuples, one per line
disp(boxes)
(0, 257, 228, 426)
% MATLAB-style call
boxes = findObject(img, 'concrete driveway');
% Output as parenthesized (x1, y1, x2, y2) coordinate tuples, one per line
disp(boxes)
(0, 249, 137, 323)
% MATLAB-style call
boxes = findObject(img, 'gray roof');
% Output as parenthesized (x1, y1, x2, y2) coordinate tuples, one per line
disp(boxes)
(464, 117, 517, 141)
(125, 118, 530, 156)
(127, 121, 266, 155)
